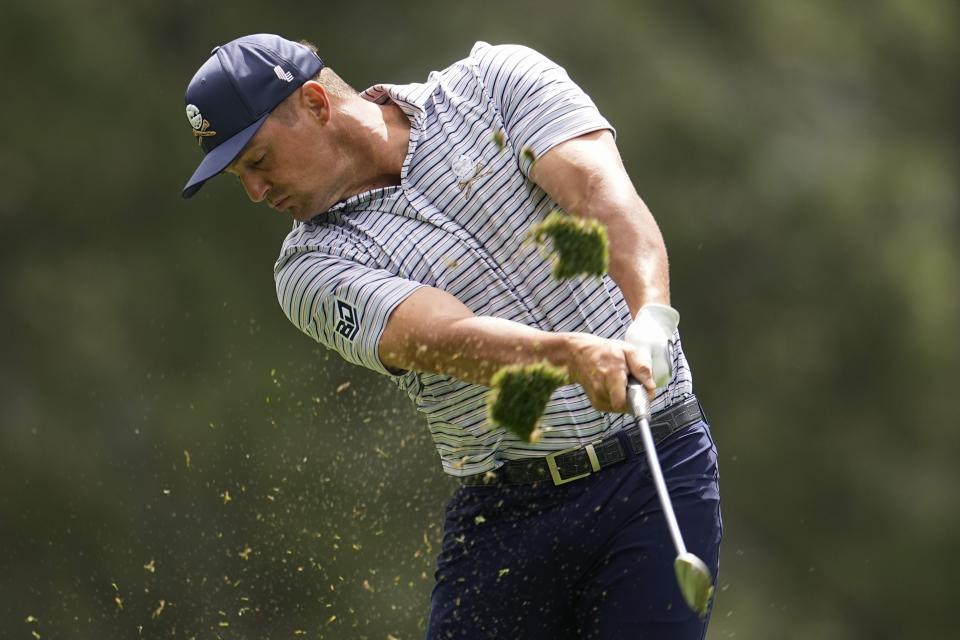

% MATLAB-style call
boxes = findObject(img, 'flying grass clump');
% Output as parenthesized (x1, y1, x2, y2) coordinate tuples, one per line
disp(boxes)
(488, 362, 569, 442)
(526, 210, 609, 280)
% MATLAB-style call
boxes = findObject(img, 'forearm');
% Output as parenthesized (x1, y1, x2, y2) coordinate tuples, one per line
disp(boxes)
(379, 286, 654, 411)
(402, 317, 569, 385)
(379, 288, 572, 386)
(579, 184, 670, 316)
(531, 130, 671, 317)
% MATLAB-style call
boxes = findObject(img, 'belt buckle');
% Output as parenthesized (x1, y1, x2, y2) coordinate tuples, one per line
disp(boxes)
(545, 443, 601, 486)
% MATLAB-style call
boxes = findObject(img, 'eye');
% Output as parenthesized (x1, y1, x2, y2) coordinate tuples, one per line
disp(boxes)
(251, 153, 266, 167)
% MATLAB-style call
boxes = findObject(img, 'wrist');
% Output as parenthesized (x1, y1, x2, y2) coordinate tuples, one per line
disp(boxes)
(635, 303, 680, 336)
(543, 331, 578, 374)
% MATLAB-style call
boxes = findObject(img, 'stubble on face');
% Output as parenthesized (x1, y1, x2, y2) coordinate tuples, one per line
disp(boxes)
(228, 94, 347, 221)
(230, 85, 411, 222)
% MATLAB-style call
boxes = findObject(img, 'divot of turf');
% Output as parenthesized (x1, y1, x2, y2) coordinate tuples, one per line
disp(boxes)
(488, 362, 569, 441)
(526, 210, 609, 280)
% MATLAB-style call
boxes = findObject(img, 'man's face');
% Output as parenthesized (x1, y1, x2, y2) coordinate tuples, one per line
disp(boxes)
(226, 88, 341, 222)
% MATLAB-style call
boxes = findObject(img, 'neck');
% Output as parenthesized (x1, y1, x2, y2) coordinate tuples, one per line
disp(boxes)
(342, 100, 411, 197)
(379, 102, 412, 176)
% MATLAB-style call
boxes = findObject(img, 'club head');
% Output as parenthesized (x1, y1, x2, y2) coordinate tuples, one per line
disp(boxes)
(674, 552, 715, 617)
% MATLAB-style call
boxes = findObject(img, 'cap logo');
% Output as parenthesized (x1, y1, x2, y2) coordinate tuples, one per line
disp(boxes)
(273, 64, 294, 82)
(185, 104, 217, 145)
(182, 34, 326, 198)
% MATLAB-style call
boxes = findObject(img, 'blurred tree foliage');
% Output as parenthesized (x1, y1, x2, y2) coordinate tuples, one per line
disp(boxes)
(1, 0, 957, 638)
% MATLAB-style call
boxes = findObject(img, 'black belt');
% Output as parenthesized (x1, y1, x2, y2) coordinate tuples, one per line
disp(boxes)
(461, 395, 705, 486)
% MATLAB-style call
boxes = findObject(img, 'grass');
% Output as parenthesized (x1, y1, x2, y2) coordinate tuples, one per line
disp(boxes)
(525, 210, 609, 280)
(487, 362, 569, 442)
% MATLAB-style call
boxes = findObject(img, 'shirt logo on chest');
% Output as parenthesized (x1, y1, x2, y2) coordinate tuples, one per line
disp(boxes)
(451, 154, 491, 198)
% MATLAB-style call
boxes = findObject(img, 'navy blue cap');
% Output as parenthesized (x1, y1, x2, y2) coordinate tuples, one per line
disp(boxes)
(182, 34, 324, 198)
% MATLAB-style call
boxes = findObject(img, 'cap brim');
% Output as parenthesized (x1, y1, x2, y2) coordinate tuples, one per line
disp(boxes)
(181, 113, 270, 199)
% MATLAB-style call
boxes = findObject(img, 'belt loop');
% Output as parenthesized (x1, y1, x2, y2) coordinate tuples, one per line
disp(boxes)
(696, 397, 709, 425)
(585, 443, 601, 472)
(614, 428, 636, 459)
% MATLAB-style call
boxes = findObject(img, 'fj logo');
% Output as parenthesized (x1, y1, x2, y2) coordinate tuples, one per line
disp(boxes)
(335, 300, 360, 342)
(274, 65, 294, 82)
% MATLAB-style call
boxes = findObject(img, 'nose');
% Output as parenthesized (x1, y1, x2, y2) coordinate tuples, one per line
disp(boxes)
(237, 171, 270, 203)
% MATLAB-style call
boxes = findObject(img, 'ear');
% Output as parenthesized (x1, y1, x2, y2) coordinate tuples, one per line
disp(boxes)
(299, 81, 332, 124)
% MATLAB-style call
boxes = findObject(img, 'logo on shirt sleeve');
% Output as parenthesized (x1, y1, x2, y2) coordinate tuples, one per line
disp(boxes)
(335, 299, 360, 342)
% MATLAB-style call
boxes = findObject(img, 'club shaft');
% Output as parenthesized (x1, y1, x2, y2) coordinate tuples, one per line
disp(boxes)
(638, 414, 688, 556)
(628, 384, 688, 557)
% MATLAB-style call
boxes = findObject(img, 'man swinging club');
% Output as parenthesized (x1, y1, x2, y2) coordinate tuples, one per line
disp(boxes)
(181, 33, 721, 639)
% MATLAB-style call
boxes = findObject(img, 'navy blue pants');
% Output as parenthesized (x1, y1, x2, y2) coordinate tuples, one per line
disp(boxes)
(426, 420, 722, 639)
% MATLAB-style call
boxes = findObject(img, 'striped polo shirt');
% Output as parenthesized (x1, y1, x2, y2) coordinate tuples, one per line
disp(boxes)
(274, 42, 694, 477)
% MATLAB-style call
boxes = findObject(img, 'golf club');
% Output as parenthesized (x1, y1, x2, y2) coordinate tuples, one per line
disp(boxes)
(627, 378, 715, 616)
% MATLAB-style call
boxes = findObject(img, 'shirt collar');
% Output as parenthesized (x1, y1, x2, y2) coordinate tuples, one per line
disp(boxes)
(360, 83, 429, 121)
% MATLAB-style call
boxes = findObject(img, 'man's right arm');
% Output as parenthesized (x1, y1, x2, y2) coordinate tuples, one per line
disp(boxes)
(378, 286, 651, 413)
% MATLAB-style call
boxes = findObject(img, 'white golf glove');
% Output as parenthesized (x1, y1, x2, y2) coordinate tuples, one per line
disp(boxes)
(624, 303, 680, 389)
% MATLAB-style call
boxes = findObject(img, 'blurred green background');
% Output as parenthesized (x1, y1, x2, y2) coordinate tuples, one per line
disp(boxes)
(2, 0, 957, 638)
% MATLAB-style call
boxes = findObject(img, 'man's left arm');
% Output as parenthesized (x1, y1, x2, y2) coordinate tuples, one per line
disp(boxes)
(530, 129, 670, 318)
(531, 129, 680, 391)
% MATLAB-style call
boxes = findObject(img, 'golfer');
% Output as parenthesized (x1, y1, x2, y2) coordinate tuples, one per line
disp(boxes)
(182, 33, 721, 639)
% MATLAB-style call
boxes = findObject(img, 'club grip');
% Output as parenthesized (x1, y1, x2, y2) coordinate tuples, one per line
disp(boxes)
(626, 376, 650, 417)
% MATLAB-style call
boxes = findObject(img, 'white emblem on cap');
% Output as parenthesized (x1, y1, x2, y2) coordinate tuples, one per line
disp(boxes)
(185, 103, 216, 145)
(186, 104, 203, 130)
(273, 65, 294, 82)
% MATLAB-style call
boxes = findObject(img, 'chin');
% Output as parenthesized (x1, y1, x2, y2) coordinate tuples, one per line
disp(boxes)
(291, 208, 318, 223)
(291, 199, 329, 222)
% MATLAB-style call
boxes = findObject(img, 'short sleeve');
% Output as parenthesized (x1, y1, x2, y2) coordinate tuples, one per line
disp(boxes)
(472, 42, 615, 176)
(274, 251, 424, 375)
